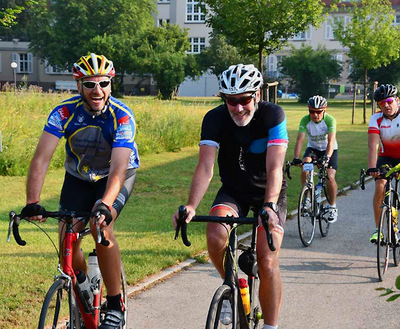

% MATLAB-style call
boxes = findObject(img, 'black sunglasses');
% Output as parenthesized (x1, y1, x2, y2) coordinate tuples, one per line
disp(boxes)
(82, 80, 111, 89)
(223, 93, 256, 106)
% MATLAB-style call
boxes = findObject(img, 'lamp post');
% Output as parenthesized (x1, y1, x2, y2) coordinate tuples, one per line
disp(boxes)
(10, 61, 17, 88)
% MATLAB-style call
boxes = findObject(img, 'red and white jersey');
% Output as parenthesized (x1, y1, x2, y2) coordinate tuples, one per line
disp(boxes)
(368, 111, 400, 158)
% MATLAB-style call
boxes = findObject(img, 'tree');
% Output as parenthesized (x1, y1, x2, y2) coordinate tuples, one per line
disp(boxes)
(197, 32, 257, 77)
(279, 45, 342, 103)
(200, 0, 331, 74)
(334, 0, 400, 123)
(0, 0, 36, 39)
(26, 0, 155, 92)
(134, 25, 201, 100)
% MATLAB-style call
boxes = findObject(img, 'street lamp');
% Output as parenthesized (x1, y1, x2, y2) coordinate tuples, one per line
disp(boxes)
(10, 61, 17, 87)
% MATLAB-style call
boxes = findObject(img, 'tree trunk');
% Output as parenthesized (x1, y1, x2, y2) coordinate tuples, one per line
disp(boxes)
(352, 83, 357, 125)
(363, 68, 367, 124)
(259, 44, 264, 100)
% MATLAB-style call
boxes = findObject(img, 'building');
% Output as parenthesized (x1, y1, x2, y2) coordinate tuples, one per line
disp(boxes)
(1, 0, 400, 96)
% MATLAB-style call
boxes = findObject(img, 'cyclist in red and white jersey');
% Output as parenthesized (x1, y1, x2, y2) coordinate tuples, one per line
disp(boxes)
(368, 84, 400, 243)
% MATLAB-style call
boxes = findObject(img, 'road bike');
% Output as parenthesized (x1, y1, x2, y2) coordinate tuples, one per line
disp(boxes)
(175, 205, 275, 329)
(7, 209, 128, 329)
(286, 158, 331, 247)
(360, 164, 400, 281)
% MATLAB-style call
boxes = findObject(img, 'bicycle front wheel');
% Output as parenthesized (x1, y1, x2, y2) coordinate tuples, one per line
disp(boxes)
(38, 278, 80, 329)
(318, 185, 331, 237)
(205, 284, 234, 329)
(298, 185, 316, 247)
(248, 277, 262, 329)
(377, 206, 391, 281)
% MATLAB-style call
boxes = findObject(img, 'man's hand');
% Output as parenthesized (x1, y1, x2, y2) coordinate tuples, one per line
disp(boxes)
(366, 167, 380, 178)
(92, 201, 113, 228)
(172, 205, 195, 230)
(292, 158, 302, 166)
(259, 207, 279, 233)
(21, 203, 46, 222)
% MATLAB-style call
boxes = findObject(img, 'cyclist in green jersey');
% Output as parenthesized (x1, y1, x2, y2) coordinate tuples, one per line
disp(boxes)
(292, 95, 339, 223)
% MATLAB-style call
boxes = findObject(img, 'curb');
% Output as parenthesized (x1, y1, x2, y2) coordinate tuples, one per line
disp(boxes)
(127, 177, 372, 297)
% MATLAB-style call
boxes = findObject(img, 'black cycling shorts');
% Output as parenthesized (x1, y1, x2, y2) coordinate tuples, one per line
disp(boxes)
(211, 182, 287, 228)
(303, 147, 338, 171)
(59, 169, 136, 218)
(375, 156, 400, 180)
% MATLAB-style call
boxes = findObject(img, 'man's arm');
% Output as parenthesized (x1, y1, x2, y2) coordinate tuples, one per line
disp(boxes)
(368, 133, 380, 169)
(293, 132, 306, 159)
(173, 144, 216, 227)
(100, 147, 131, 212)
(26, 131, 60, 204)
(263, 145, 287, 229)
(325, 131, 336, 158)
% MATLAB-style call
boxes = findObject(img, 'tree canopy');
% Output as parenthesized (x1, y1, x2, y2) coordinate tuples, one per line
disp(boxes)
(200, 0, 330, 73)
(279, 45, 342, 102)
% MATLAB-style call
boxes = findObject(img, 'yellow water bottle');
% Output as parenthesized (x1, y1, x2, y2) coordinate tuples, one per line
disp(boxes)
(238, 278, 250, 315)
(392, 207, 399, 233)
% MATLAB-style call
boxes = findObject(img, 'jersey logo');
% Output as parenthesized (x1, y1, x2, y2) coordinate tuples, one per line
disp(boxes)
(57, 106, 70, 120)
(118, 115, 130, 125)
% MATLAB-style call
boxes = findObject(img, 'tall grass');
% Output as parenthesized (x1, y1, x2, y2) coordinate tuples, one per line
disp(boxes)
(0, 93, 221, 176)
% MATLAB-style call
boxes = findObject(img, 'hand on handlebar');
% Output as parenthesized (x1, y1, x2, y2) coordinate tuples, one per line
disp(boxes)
(292, 158, 302, 166)
(366, 167, 380, 178)
(172, 205, 195, 230)
(91, 201, 113, 229)
(21, 203, 47, 222)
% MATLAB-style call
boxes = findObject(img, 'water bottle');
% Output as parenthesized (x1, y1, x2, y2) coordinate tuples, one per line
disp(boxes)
(75, 270, 94, 313)
(392, 207, 399, 233)
(88, 249, 101, 295)
(315, 183, 322, 203)
(238, 278, 250, 315)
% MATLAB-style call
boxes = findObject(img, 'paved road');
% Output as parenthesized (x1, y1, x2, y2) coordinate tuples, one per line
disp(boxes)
(128, 182, 400, 329)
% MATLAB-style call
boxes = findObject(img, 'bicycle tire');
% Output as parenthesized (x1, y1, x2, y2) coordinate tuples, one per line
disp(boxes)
(100, 263, 128, 328)
(298, 185, 316, 247)
(377, 206, 391, 281)
(205, 284, 235, 329)
(248, 277, 262, 329)
(38, 278, 80, 329)
(392, 222, 400, 266)
(318, 185, 331, 237)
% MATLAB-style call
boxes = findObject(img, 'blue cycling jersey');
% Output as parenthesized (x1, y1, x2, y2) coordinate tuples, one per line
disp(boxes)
(44, 95, 139, 182)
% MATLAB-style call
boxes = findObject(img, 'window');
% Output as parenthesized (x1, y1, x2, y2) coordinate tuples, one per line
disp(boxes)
(12, 53, 33, 73)
(158, 18, 170, 27)
(189, 37, 205, 53)
(45, 61, 72, 75)
(325, 15, 350, 40)
(289, 26, 312, 41)
(268, 55, 285, 72)
(395, 15, 400, 26)
(186, 0, 205, 22)
(158, 0, 170, 2)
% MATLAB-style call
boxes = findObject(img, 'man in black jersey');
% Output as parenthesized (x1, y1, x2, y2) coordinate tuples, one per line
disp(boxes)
(173, 64, 288, 329)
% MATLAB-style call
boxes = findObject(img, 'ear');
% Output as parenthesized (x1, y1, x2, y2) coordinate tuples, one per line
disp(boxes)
(77, 81, 82, 93)
(255, 89, 261, 102)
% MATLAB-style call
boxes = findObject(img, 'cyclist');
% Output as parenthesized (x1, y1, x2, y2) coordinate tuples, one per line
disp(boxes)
(367, 84, 400, 243)
(20, 53, 139, 328)
(292, 95, 339, 223)
(172, 64, 288, 329)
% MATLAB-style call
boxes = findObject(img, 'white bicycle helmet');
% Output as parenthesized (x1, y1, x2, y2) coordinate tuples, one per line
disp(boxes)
(307, 95, 327, 109)
(218, 64, 263, 95)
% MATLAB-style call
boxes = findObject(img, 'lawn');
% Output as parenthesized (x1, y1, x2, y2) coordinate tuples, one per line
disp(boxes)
(0, 95, 370, 328)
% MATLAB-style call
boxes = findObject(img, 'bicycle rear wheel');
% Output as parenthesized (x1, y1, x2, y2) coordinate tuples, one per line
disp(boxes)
(248, 277, 262, 329)
(100, 263, 128, 328)
(298, 185, 316, 247)
(377, 206, 391, 281)
(392, 223, 400, 266)
(205, 284, 235, 329)
(318, 185, 331, 237)
(38, 278, 80, 329)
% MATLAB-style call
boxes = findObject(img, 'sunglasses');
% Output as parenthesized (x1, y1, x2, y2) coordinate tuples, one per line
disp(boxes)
(309, 109, 325, 114)
(378, 97, 395, 107)
(224, 93, 256, 107)
(82, 80, 111, 89)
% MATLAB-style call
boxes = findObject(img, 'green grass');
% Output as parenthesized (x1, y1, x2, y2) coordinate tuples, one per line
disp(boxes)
(0, 94, 369, 328)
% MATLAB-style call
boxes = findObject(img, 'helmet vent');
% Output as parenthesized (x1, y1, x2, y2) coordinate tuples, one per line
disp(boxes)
(239, 79, 250, 89)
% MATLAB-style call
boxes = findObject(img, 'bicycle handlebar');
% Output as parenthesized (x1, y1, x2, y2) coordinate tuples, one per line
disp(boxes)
(359, 168, 366, 190)
(174, 205, 276, 251)
(7, 210, 110, 247)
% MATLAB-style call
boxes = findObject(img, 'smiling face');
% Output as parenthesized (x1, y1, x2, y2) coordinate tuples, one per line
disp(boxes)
(223, 90, 260, 126)
(77, 75, 112, 113)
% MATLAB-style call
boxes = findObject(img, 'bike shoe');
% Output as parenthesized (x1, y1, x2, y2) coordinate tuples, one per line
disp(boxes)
(327, 206, 338, 223)
(220, 299, 232, 325)
(99, 309, 125, 329)
(370, 229, 381, 244)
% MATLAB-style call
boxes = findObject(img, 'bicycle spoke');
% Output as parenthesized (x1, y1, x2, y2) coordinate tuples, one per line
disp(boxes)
(298, 186, 316, 247)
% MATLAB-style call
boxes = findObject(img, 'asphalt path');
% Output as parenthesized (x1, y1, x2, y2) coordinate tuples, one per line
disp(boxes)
(128, 181, 400, 329)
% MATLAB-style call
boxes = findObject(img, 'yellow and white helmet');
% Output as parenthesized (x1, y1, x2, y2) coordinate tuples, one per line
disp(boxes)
(72, 53, 115, 80)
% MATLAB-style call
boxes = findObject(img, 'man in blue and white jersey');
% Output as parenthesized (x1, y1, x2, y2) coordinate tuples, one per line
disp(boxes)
(21, 53, 138, 328)
(173, 64, 288, 329)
